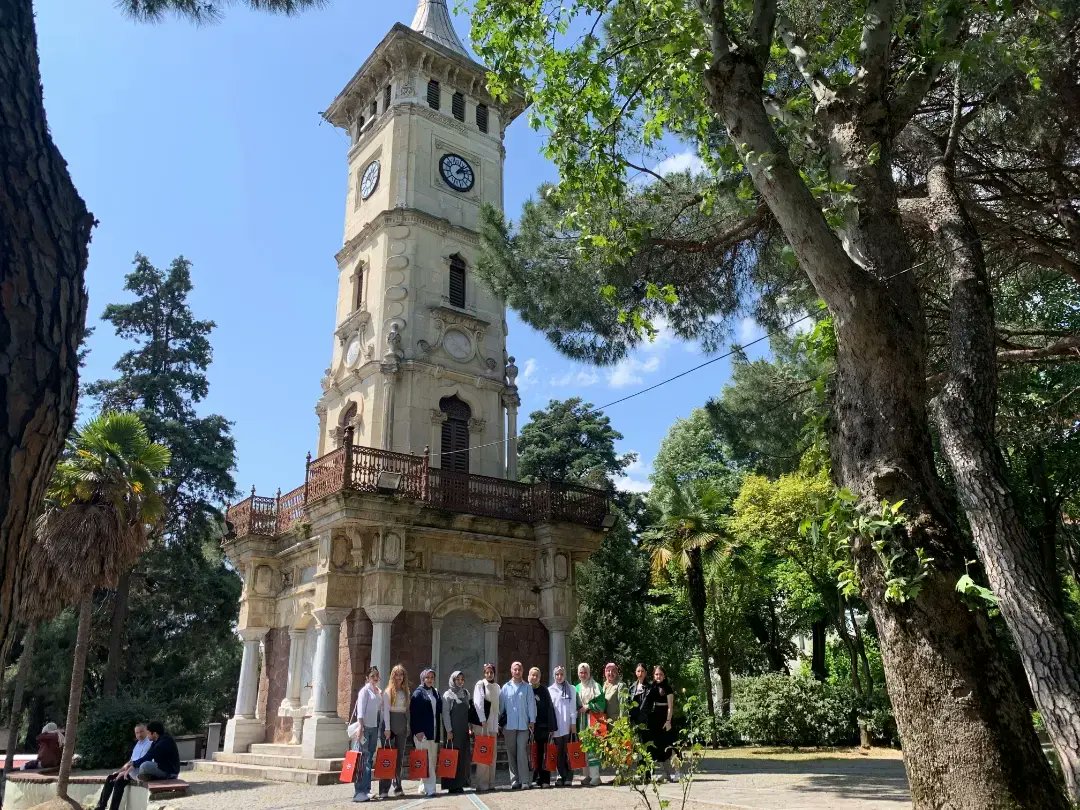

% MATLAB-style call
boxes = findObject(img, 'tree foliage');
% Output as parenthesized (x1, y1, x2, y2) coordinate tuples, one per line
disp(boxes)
(517, 397, 634, 488)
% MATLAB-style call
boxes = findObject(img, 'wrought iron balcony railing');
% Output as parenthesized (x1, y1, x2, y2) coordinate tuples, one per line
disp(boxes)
(225, 433, 609, 541)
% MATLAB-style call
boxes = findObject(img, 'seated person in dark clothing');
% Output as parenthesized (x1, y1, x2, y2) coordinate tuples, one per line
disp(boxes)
(95, 723, 151, 810)
(21, 722, 63, 770)
(95, 720, 180, 810)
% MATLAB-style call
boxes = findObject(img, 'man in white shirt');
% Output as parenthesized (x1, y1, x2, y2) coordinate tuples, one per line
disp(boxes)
(471, 663, 501, 792)
(94, 723, 151, 810)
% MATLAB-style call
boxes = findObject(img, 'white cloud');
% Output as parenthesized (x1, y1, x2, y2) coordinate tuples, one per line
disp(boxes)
(518, 357, 538, 388)
(607, 354, 662, 388)
(618, 477, 653, 494)
(550, 367, 599, 387)
(654, 151, 706, 177)
(619, 453, 654, 493)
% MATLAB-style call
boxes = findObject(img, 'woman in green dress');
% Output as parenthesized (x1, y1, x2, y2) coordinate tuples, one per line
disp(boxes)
(575, 663, 605, 786)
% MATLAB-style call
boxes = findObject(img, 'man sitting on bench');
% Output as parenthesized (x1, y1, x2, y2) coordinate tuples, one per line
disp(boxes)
(95, 721, 178, 810)
(94, 723, 150, 810)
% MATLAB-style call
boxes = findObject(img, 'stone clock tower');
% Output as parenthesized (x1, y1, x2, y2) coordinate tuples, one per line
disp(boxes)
(317, 0, 526, 478)
(203, 1, 607, 784)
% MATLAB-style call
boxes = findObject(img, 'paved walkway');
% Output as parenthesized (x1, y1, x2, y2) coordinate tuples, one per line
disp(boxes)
(162, 750, 909, 810)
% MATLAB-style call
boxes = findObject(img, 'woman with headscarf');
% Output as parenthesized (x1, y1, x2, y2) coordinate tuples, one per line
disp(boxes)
(441, 670, 472, 794)
(643, 664, 678, 782)
(471, 663, 500, 793)
(548, 666, 578, 787)
(575, 662, 605, 786)
(409, 668, 441, 797)
(21, 722, 63, 770)
(379, 663, 410, 798)
(529, 666, 557, 787)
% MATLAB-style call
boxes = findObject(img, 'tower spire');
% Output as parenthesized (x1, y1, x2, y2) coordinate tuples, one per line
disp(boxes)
(410, 0, 469, 57)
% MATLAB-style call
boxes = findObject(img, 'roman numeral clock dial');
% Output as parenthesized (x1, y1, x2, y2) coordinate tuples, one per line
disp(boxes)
(439, 153, 474, 192)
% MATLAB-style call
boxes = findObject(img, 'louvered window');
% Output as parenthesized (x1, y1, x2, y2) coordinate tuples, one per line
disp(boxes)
(448, 255, 466, 308)
(427, 79, 441, 110)
(452, 92, 465, 121)
(384, 84, 392, 111)
(370, 99, 378, 117)
(440, 396, 471, 472)
(476, 104, 489, 133)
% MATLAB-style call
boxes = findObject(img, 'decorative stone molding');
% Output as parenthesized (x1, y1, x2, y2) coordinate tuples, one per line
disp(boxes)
(335, 308, 371, 345)
(504, 559, 531, 579)
(431, 593, 501, 624)
(429, 408, 448, 425)
(540, 616, 571, 633)
(365, 605, 404, 624)
(336, 208, 482, 268)
(468, 417, 486, 434)
(312, 607, 352, 627)
(238, 626, 270, 642)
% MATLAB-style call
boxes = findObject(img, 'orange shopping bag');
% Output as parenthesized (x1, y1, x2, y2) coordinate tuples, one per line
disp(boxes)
(436, 746, 459, 779)
(588, 711, 609, 737)
(528, 741, 538, 770)
(566, 738, 587, 770)
(544, 742, 559, 772)
(339, 749, 361, 783)
(372, 744, 398, 781)
(472, 734, 496, 766)
(406, 747, 429, 780)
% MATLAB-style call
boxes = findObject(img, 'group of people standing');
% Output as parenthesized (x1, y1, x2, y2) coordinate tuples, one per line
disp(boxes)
(349, 661, 678, 802)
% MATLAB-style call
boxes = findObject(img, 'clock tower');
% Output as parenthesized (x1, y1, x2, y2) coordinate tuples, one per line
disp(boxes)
(318, 0, 526, 479)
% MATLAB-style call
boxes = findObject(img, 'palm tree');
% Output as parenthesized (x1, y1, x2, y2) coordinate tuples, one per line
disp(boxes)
(643, 479, 731, 720)
(36, 412, 169, 804)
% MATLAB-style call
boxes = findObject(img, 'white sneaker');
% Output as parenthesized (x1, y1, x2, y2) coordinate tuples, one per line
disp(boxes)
(353, 794, 370, 803)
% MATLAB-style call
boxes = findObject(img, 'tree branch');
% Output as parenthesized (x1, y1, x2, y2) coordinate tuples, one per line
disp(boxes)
(888, 6, 966, 135)
(699, 0, 733, 56)
(748, 0, 778, 69)
(776, 15, 833, 104)
(856, 0, 895, 98)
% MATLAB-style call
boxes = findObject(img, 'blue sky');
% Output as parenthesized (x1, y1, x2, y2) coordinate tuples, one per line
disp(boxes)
(35, 0, 766, 498)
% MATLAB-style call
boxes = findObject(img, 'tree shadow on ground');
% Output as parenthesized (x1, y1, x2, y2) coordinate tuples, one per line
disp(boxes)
(693, 755, 910, 803)
(184, 778, 274, 795)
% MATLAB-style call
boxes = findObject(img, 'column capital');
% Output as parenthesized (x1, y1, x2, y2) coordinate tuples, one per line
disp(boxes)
(288, 626, 308, 640)
(540, 617, 571, 633)
(312, 608, 352, 627)
(430, 616, 444, 630)
(365, 604, 403, 624)
(483, 620, 502, 632)
(239, 627, 270, 642)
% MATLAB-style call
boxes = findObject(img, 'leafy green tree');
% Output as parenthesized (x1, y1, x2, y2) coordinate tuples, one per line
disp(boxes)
(85, 253, 238, 701)
(37, 412, 169, 802)
(517, 397, 634, 488)
(648, 408, 738, 513)
(471, 0, 1078, 801)
(0, 0, 323, 677)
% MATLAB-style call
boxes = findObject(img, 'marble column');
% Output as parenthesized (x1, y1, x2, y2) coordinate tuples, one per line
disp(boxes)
(542, 617, 571, 673)
(301, 608, 352, 758)
(430, 618, 443, 676)
(505, 400, 520, 480)
(283, 628, 306, 709)
(366, 605, 403, 679)
(430, 410, 447, 468)
(223, 627, 268, 753)
(483, 621, 501, 672)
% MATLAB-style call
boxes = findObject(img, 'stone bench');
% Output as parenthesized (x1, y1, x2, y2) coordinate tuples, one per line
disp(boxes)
(4, 771, 189, 808)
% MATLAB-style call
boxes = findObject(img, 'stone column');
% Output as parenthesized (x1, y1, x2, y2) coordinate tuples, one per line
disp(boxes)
(430, 410, 447, 468)
(381, 374, 396, 450)
(483, 621, 501, 672)
(430, 617, 443, 676)
(301, 608, 352, 758)
(542, 617, 571, 673)
(223, 627, 268, 753)
(366, 605, 403, 679)
(503, 390, 520, 481)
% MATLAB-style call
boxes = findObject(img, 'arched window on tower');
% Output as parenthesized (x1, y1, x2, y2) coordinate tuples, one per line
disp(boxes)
(335, 400, 359, 447)
(448, 254, 466, 308)
(439, 396, 471, 473)
(350, 263, 365, 311)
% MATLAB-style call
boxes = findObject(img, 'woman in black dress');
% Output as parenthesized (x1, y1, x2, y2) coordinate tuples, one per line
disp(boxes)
(644, 665, 677, 782)
(529, 666, 558, 787)
(628, 663, 649, 730)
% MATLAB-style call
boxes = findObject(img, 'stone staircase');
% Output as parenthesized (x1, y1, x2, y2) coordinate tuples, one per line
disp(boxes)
(193, 743, 344, 785)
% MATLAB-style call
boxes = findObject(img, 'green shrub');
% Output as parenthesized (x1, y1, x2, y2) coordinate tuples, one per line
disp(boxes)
(731, 674, 855, 747)
(76, 695, 171, 769)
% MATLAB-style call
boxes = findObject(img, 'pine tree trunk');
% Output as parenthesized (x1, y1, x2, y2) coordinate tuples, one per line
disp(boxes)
(810, 618, 827, 681)
(686, 549, 716, 717)
(102, 571, 132, 698)
(925, 155, 1080, 803)
(0, 624, 36, 807)
(716, 654, 732, 720)
(0, 0, 94, 661)
(704, 46, 1067, 808)
(56, 597, 92, 799)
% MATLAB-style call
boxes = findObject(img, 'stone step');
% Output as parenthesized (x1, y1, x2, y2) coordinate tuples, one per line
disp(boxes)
(212, 751, 344, 770)
(249, 743, 303, 757)
(192, 758, 340, 786)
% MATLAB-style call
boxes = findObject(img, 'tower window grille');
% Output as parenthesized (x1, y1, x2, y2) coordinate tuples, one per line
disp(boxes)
(452, 92, 465, 122)
(476, 104, 489, 133)
(384, 84, 392, 111)
(370, 99, 378, 118)
(448, 255, 466, 308)
(427, 79, 441, 110)
(439, 396, 471, 472)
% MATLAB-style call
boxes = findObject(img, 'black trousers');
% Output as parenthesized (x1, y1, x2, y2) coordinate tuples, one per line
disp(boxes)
(96, 772, 129, 810)
(532, 729, 551, 785)
(551, 734, 573, 784)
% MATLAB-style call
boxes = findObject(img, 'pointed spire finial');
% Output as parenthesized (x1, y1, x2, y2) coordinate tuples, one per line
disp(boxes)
(410, 0, 469, 56)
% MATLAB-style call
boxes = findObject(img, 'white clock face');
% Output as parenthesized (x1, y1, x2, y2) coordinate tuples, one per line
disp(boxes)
(344, 336, 362, 367)
(360, 160, 380, 200)
(439, 153, 475, 192)
(442, 329, 472, 361)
